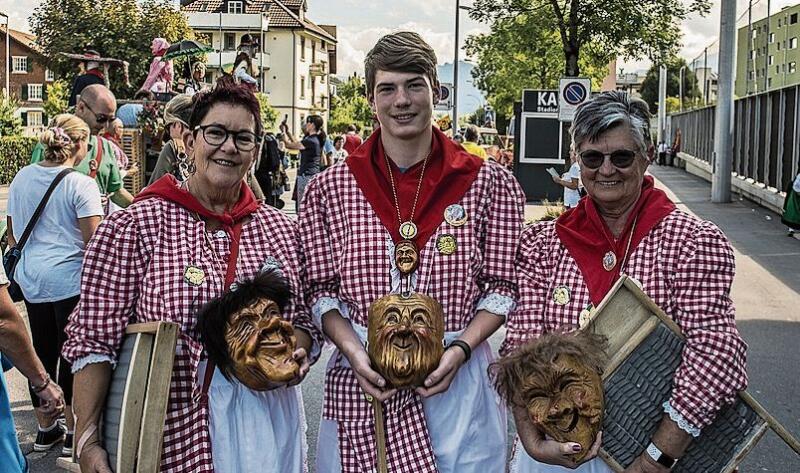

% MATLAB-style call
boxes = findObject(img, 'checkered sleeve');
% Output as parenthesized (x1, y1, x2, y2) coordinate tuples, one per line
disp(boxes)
(500, 222, 552, 356)
(62, 211, 147, 366)
(298, 176, 341, 326)
(669, 220, 748, 431)
(476, 165, 525, 316)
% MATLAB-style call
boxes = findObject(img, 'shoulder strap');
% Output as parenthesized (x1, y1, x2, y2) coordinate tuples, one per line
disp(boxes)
(15, 168, 74, 251)
(89, 136, 104, 179)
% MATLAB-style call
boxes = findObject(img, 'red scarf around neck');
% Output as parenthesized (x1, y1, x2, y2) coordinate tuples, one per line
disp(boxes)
(555, 176, 676, 305)
(346, 126, 483, 249)
(86, 68, 105, 80)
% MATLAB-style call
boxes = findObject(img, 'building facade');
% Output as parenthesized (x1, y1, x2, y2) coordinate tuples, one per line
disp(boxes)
(0, 28, 56, 136)
(182, 0, 337, 135)
(736, 4, 800, 97)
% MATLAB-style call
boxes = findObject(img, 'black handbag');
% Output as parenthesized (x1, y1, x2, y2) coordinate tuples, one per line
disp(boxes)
(3, 168, 74, 302)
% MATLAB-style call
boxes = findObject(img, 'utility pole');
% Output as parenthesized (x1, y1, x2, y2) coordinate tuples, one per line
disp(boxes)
(453, 0, 460, 127)
(766, 0, 771, 92)
(703, 47, 709, 105)
(679, 66, 686, 112)
(712, 0, 736, 203)
(747, 0, 752, 95)
(657, 65, 667, 146)
(0, 12, 8, 98)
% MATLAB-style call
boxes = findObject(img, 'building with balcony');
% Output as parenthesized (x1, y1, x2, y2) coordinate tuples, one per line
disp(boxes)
(182, 0, 337, 134)
(0, 28, 57, 136)
(736, 3, 800, 96)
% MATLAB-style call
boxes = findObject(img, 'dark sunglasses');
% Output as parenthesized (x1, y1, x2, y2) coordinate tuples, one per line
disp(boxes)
(80, 100, 115, 124)
(579, 149, 637, 169)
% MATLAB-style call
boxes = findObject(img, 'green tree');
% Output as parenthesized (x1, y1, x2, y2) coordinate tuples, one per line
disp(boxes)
(30, 0, 193, 99)
(464, 13, 608, 117)
(329, 76, 373, 133)
(469, 0, 710, 77)
(256, 93, 279, 132)
(0, 96, 23, 137)
(640, 57, 701, 114)
(43, 80, 69, 120)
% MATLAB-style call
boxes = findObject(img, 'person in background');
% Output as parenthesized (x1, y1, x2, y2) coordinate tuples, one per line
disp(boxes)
(280, 115, 325, 212)
(453, 132, 464, 144)
(116, 90, 153, 128)
(657, 140, 669, 166)
(7, 114, 104, 457)
(782, 172, 800, 236)
(332, 135, 348, 164)
(67, 50, 105, 108)
(149, 94, 194, 184)
(343, 124, 363, 154)
(1, 265, 66, 473)
(185, 62, 208, 96)
(322, 136, 335, 170)
(233, 51, 259, 91)
(31, 84, 133, 210)
(139, 38, 173, 96)
(461, 124, 488, 160)
(552, 147, 581, 209)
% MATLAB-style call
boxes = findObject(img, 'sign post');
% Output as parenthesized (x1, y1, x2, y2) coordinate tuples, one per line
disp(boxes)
(558, 78, 591, 122)
(435, 83, 453, 112)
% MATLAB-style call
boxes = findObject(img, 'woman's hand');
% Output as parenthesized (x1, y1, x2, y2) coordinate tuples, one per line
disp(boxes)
(551, 175, 562, 185)
(346, 346, 396, 402)
(415, 346, 467, 398)
(514, 405, 602, 469)
(79, 443, 113, 473)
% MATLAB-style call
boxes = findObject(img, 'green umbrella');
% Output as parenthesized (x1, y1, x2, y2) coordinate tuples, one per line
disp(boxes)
(162, 40, 213, 61)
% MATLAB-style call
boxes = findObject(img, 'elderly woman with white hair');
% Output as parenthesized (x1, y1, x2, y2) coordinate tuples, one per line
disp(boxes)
(502, 91, 748, 472)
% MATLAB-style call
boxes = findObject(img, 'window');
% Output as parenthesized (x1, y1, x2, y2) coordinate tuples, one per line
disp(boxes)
(45, 69, 55, 81)
(300, 36, 306, 60)
(770, 33, 775, 43)
(26, 111, 43, 127)
(790, 62, 797, 74)
(778, 65, 781, 74)
(778, 42, 782, 50)
(752, 29, 757, 39)
(749, 71, 754, 80)
(224, 33, 236, 51)
(300, 75, 306, 99)
(28, 84, 43, 101)
(791, 37, 798, 49)
(778, 19, 782, 28)
(768, 78, 773, 87)
(791, 13, 798, 25)
(751, 50, 757, 60)
(769, 55, 774, 65)
(311, 40, 316, 63)
(12, 56, 27, 73)
(228, 1, 242, 13)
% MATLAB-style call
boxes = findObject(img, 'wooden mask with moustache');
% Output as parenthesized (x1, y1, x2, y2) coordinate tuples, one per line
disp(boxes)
(198, 271, 299, 390)
(367, 293, 445, 388)
(491, 331, 607, 462)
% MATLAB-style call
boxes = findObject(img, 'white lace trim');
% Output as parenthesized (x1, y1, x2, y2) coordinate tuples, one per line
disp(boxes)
(476, 292, 515, 317)
(71, 353, 115, 374)
(663, 401, 701, 437)
(311, 296, 350, 329)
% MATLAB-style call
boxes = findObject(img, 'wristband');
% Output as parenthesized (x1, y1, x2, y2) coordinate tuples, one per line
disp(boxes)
(447, 340, 472, 362)
(645, 442, 678, 469)
(30, 373, 51, 394)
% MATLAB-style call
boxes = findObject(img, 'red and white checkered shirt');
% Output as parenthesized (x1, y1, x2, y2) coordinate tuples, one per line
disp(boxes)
(299, 161, 525, 472)
(62, 197, 322, 473)
(502, 209, 748, 431)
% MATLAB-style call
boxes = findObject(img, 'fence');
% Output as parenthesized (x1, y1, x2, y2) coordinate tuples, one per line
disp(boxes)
(670, 84, 800, 193)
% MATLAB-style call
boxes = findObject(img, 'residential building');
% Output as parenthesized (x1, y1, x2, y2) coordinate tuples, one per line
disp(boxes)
(693, 67, 718, 105)
(736, 4, 800, 96)
(0, 28, 56, 135)
(182, 0, 337, 135)
(616, 69, 648, 97)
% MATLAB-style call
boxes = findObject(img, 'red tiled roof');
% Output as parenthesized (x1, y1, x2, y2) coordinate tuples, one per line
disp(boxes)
(3, 29, 42, 54)
(182, 0, 270, 14)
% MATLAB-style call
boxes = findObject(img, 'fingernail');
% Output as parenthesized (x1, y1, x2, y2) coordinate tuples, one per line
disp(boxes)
(377, 379, 385, 387)
(572, 444, 582, 452)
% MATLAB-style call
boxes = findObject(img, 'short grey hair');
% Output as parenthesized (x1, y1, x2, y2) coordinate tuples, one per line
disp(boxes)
(570, 91, 652, 156)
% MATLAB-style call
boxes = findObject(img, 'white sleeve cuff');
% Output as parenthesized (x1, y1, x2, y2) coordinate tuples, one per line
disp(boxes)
(312, 296, 349, 328)
(71, 354, 115, 374)
(662, 401, 702, 437)
(476, 293, 515, 317)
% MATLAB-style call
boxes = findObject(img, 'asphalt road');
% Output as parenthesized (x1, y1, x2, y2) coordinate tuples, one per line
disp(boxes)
(5, 165, 800, 471)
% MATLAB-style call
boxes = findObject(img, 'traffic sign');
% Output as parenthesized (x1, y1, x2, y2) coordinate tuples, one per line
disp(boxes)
(435, 83, 453, 111)
(558, 78, 591, 122)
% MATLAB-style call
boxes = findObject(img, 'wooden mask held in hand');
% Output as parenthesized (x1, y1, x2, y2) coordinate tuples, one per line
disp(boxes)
(491, 331, 607, 463)
(197, 271, 299, 390)
(367, 293, 445, 388)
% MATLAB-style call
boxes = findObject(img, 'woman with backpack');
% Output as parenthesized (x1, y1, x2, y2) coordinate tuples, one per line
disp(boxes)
(6, 114, 103, 456)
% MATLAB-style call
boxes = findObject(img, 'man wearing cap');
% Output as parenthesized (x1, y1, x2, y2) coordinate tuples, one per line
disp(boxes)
(32, 84, 133, 209)
(67, 50, 105, 107)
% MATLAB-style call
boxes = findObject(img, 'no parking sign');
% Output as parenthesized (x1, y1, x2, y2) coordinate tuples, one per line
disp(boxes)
(558, 78, 591, 122)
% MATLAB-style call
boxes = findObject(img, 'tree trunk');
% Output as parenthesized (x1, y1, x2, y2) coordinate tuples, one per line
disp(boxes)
(564, 45, 580, 77)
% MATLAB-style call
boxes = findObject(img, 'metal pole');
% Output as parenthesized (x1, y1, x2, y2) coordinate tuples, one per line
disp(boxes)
(679, 66, 686, 112)
(218, 12, 223, 82)
(766, 0, 771, 92)
(712, 0, 736, 203)
(747, 0, 752, 95)
(1, 13, 8, 98)
(703, 47, 709, 105)
(658, 65, 667, 145)
(453, 0, 460, 128)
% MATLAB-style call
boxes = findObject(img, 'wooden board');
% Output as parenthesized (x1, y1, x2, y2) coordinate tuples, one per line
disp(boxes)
(120, 129, 145, 195)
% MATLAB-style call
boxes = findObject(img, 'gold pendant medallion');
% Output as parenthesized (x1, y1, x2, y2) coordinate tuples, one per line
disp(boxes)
(399, 221, 418, 240)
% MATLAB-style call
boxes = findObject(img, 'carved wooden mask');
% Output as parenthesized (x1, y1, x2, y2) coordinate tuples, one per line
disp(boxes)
(394, 240, 419, 275)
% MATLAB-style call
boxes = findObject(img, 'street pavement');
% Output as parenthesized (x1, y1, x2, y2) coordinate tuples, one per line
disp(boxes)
(4, 164, 800, 471)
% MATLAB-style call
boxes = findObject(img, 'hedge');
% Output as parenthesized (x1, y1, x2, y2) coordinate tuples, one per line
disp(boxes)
(0, 136, 38, 185)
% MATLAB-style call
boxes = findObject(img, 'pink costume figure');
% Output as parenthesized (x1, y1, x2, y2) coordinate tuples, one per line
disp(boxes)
(140, 38, 173, 94)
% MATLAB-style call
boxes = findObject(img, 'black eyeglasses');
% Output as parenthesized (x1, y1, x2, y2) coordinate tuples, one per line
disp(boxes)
(194, 124, 260, 151)
(80, 100, 115, 124)
(579, 149, 638, 169)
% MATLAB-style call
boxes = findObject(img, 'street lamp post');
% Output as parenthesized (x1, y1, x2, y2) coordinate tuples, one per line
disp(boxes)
(1, 12, 9, 98)
(679, 66, 686, 112)
(453, 1, 471, 128)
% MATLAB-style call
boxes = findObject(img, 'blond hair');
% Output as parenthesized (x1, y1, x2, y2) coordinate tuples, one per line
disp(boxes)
(364, 31, 439, 99)
(39, 114, 90, 164)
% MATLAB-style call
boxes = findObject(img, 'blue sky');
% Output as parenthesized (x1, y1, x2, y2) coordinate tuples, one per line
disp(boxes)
(2, 0, 797, 77)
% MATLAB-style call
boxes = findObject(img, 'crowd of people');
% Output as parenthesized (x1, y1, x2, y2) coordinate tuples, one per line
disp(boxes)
(0, 30, 752, 473)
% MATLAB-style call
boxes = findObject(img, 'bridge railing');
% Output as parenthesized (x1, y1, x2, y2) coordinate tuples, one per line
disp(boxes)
(670, 84, 800, 193)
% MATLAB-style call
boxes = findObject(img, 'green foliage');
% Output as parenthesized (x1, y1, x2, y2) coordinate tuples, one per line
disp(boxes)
(0, 137, 39, 184)
(329, 76, 373, 133)
(470, 0, 710, 77)
(256, 93, 279, 132)
(43, 80, 70, 120)
(30, 0, 194, 99)
(640, 57, 702, 114)
(464, 13, 609, 117)
(0, 96, 23, 137)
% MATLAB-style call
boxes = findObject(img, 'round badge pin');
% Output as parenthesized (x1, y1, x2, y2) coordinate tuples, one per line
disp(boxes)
(184, 266, 206, 286)
(444, 204, 468, 227)
(602, 251, 617, 272)
(552, 285, 570, 305)
(436, 234, 457, 255)
(399, 221, 418, 240)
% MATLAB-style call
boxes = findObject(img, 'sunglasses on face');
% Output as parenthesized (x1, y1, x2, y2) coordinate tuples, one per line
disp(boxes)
(579, 149, 638, 169)
(81, 100, 115, 124)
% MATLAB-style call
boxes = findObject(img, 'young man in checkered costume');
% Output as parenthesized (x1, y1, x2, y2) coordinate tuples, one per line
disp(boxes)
(299, 32, 525, 472)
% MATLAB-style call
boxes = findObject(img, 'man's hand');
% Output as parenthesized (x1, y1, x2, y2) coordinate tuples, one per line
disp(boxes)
(79, 443, 113, 473)
(416, 346, 466, 398)
(346, 346, 396, 402)
(622, 453, 670, 473)
(286, 346, 311, 387)
(35, 381, 65, 417)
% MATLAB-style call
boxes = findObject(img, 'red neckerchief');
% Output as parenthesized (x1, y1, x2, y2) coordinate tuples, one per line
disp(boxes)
(100, 132, 120, 147)
(555, 176, 676, 305)
(346, 126, 483, 249)
(86, 68, 104, 80)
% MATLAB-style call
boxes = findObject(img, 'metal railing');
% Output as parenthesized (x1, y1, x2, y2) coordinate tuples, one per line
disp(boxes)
(670, 84, 800, 193)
